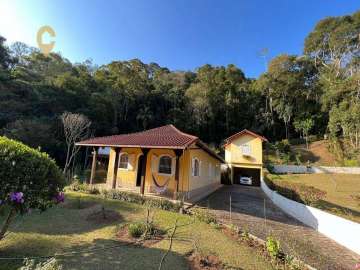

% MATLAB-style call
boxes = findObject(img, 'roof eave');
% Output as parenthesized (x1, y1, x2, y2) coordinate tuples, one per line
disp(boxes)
(75, 142, 187, 149)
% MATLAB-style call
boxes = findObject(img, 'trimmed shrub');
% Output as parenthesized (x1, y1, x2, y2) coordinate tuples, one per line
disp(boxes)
(0, 136, 64, 239)
(0, 137, 65, 211)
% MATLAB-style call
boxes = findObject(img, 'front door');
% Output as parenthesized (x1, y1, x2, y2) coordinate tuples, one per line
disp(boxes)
(136, 155, 144, 187)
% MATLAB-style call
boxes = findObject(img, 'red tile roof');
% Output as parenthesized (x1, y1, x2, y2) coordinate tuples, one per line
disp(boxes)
(224, 129, 268, 146)
(77, 125, 197, 149)
(77, 125, 223, 162)
(76, 125, 224, 162)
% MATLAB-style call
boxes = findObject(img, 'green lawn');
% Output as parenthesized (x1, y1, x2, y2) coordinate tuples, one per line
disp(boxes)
(267, 173, 360, 223)
(0, 192, 273, 270)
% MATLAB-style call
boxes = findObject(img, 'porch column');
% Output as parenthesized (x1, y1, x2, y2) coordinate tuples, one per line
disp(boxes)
(89, 147, 98, 186)
(112, 147, 121, 189)
(173, 149, 183, 199)
(140, 148, 149, 195)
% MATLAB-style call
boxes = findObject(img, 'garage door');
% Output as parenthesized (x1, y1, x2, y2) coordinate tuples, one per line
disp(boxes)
(233, 167, 261, 186)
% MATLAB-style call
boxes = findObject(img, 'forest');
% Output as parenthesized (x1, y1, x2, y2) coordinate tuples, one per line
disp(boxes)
(0, 10, 359, 168)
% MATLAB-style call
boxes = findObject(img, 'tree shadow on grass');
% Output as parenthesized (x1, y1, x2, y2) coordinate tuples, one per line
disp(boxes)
(59, 238, 189, 270)
(6, 203, 126, 236)
(0, 238, 190, 270)
(0, 236, 65, 270)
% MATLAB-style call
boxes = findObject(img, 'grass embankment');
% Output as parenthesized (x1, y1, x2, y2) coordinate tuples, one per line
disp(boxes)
(267, 173, 360, 223)
(0, 192, 273, 270)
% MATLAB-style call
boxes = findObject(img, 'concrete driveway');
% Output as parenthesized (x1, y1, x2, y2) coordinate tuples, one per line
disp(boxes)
(197, 185, 360, 270)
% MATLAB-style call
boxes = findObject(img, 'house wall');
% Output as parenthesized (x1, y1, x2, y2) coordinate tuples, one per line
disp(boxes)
(106, 147, 143, 189)
(105, 145, 220, 199)
(144, 148, 184, 194)
(187, 144, 222, 199)
(106, 147, 191, 194)
(225, 134, 263, 165)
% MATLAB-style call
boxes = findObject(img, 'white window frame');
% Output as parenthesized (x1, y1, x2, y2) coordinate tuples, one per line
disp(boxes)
(118, 152, 129, 170)
(158, 155, 173, 176)
(241, 144, 251, 156)
(192, 157, 200, 177)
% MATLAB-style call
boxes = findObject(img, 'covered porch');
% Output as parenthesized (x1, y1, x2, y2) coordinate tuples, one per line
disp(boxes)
(83, 145, 186, 200)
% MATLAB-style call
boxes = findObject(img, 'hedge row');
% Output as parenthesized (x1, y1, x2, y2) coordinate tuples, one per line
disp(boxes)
(67, 181, 181, 212)
(101, 189, 181, 212)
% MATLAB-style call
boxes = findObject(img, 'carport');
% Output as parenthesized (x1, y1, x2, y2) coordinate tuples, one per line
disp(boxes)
(232, 166, 261, 186)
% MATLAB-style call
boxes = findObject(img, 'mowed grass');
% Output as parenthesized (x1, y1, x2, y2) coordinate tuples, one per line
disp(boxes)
(0, 192, 273, 270)
(268, 173, 360, 223)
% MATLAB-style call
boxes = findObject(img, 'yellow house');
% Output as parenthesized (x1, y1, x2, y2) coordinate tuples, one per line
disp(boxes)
(76, 125, 223, 201)
(224, 129, 267, 186)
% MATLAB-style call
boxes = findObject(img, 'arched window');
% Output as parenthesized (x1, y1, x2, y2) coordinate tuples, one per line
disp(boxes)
(158, 155, 172, 174)
(192, 158, 200, 177)
(119, 153, 129, 169)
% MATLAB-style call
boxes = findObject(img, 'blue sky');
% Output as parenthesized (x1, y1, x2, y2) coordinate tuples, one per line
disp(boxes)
(0, 0, 359, 78)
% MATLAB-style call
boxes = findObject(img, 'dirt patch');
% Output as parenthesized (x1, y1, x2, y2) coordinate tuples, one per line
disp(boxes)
(62, 200, 98, 209)
(116, 225, 164, 247)
(292, 140, 337, 165)
(187, 252, 223, 270)
(86, 209, 122, 224)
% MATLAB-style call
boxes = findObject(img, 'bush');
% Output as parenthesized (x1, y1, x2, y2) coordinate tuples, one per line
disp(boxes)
(192, 209, 217, 224)
(128, 222, 146, 238)
(67, 180, 99, 194)
(266, 236, 281, 259)
(344, 159, 359, 167)
(0, 136, 64, 221)
(275, 140, 291, 154)
(84, 169, 107, 183)
(101, 189, 181, 212)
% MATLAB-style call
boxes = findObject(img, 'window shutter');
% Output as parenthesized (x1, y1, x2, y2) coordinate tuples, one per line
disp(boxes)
(171, 157, 176, 176)
(128, 154, 135, 170)
(151, 155, 158, 173)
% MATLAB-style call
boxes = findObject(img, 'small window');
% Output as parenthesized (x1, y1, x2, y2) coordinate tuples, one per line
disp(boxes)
(193, 158, 200, 177)
(241, 144, 251, 156)
(158, 156, 172, 174)
(119, 153, 129, 169)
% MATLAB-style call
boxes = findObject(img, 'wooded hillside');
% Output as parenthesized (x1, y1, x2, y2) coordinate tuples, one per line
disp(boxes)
(0, 10, 359, 167)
